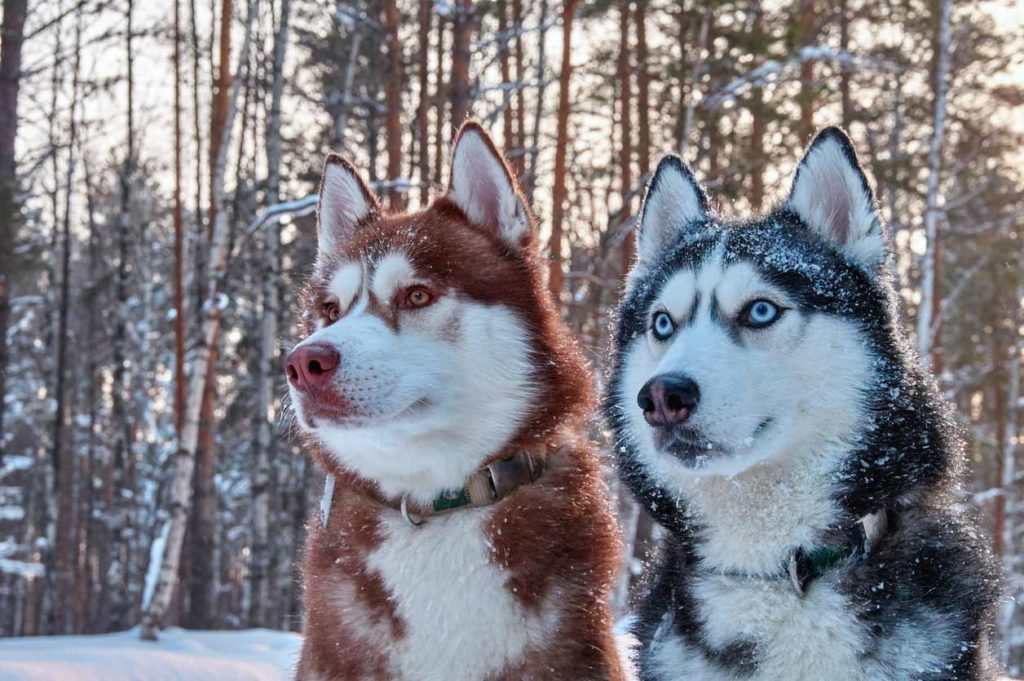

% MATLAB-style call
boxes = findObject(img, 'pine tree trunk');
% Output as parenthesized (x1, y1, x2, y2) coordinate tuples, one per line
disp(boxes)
(548, 0, 578, 302)
(81, 155, 102, 632)
(49, 7, 83, 635)
(185, 0, 234, 629)
(994, 332, 1008, 558)
(0, 0, 28, 461)
(384, 0, 404, 210)
(615, 1, 633, 270)
(839, 0, 852, 129)
(634, 0, 650, 179)
(748, 2, 766, 209)
(140, 0, 257, 640)
(210, 0, 233, 218)
(512, 0, 526, 180)
(498, 0, 513, 154)
(190, 0, 204, 267)
(173, 0, 186, 441)
(797, 0, 816, 140)
(433, 12, 446, 185)
(450, 0, 473, 130)
(185, 350, 218, 628)
(415, 0, 431, 206)
(250, 0, 291, 629)
(104, 0, 136, 634)
(999, 259, 1024, 664)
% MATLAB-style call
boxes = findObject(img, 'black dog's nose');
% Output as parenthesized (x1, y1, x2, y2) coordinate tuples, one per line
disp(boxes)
(637, 374, 700, 426)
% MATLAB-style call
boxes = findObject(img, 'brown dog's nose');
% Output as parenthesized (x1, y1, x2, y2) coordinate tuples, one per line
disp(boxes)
(285, 343, 340, 392)
(637, 374, 700, 426)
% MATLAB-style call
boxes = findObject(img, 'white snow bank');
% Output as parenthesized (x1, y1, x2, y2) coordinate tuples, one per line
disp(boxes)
(0, 627, 302, 681)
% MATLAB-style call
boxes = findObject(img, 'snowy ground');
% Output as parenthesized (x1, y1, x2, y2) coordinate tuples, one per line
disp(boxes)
(3, 626, 1009, 680)
(0, 627, 302, 681)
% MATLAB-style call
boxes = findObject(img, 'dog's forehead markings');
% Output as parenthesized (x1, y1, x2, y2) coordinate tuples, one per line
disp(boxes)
(715, 261, 770, 313)
(328, 262, 363, 312)
(657, 244, 730, 319)
(694, 244, 727, 294)
(371, 251, 416, 302)
(658, 270, 697, 319)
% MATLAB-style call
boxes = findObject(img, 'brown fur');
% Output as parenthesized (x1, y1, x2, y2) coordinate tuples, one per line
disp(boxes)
(293, 121, 624, 680)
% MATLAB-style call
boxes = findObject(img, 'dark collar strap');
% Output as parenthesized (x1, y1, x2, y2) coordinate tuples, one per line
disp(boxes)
(321, 445, 550, 529)
(399, 447, 547, 525)
(787, 508, 893, 595)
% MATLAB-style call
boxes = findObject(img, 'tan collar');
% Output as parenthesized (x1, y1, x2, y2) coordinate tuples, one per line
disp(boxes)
(321, 444, 551, 529)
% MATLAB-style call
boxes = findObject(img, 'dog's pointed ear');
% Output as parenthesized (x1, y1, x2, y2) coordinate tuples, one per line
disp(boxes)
(635, 155, 710, 265)
(447, 121, 530, 249)
(317, 154, 380, 262)
(788, 127, 885, 269)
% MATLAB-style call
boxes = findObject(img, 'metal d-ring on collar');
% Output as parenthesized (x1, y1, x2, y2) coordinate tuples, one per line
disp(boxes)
(400, 494, 424, 527)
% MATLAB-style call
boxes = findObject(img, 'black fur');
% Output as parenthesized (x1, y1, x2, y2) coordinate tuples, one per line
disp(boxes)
(607, 128, 1001, 680)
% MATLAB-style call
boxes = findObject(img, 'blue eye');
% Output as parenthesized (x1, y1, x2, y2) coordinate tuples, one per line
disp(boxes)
(741, 299, 782, 328)
(652, 311, 675, 340)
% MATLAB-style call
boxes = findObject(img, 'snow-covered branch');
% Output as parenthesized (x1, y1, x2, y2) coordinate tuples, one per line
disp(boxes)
(702, 46, 902, 112)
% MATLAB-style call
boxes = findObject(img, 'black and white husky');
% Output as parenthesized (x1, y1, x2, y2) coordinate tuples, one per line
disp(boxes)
(607, 127, 1001, 680)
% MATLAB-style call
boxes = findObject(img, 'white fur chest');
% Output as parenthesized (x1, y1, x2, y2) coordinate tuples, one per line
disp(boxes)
(646, 574, 956, 681)
(361, 509, 559, 681)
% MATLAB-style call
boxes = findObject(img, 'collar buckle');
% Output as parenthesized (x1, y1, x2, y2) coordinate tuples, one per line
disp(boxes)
(487, 450, 541, 500)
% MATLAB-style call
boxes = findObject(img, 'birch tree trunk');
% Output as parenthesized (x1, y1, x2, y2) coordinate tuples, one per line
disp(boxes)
(915, 0, 951, 368)
(140, 0, 257, 640)
(250, 0, 291, 628)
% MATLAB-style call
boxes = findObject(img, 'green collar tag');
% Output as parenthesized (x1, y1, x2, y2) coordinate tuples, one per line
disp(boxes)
(432, 488, 471, 513)
(806, 545, 849, 577)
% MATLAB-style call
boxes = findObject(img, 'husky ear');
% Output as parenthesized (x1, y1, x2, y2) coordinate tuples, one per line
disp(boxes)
(788, 127, 885, 269)
(317, 154, 380, 263)
(635, 155, 710, 265)
(447, 121, 530, 248)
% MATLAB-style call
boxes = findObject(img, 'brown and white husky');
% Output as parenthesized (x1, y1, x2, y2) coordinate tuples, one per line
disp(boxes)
(285, 121, 626, 681)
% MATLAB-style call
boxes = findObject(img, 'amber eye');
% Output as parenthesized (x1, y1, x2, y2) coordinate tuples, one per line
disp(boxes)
(322, 300, 341, 323)
(402, 286, 435, 309)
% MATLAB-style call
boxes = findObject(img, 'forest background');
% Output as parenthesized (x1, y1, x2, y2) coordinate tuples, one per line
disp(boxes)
(1, 0, 1023, 672)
